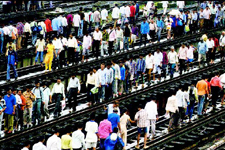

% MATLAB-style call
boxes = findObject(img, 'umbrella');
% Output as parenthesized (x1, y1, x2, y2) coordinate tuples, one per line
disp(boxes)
(168, 9, 181, 17)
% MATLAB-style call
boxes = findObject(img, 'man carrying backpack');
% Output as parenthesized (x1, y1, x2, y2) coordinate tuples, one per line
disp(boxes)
(30, 18, 38, 46)
(185, 81, 198, 122)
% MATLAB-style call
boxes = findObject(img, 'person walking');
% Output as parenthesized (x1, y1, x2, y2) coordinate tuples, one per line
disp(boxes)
(101, 27, 109, 57)
(197, 38, 208, 67)
(140, 18, 149, 46)
(145, 52, 154, 84)
(46, 128, 61, 150)
(61, 127, 72, 150)
(32, 136, 47, 150)
(51, 78, 65, 117)
(86, 68, 96, 106)
(108, 25, 116, 56)
(82, 32, 92, 62)
(104, 128, 124, 150)
(67, 34, 78, 65)
(44, 40, 56, 72)
(178, 43, 188, 75)
(42, 82, 51, 120)
(167, 46, 178, 79)
(111, 59, 121, 98)
(105, 63, 113, 100)
(135, 53, 146, 88)
(35, 35, 45, 66)
(97, 63, 107, 102)
(92, 27, 102, 59)
(156, 16, 164, 42)
(153, 48, 163, 82)
(71, 123, 86, 150)
(119, 61, 126, 95)
(123, 22, 131, 51)
(6, 46, 18, 81)
(108, 109, 121, 132)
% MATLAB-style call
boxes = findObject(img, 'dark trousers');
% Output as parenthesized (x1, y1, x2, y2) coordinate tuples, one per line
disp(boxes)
(68, 47, 76, 64)
(67, 24, 72, 36)
(52, 31, 58, 38)
(150, 30, 155, 42)
(178, 107, 185, 121)
(204, 19, 210, 29)
(74, 27, 79, 37)
(211, 86, 220, 107)
(18, 108, 24, 127)
(108, 41, 114, 55)
(105, 84, 112, 100)
(68, 88, 78, 111)
(179, 59, 186, 75)
(59, 47, 66, 68)
(53, 93, 63, 117)
(63, 27, 67, 38)
(100, 138, 106, 150)
(73, 148, 82, 150)
(93, 40, 100, 58)
(140, 34, 147, 46)
(87, 84, 95, 103)
(130, 17, 135, 24)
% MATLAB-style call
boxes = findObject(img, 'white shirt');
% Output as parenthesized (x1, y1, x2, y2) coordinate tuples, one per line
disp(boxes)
(147, 1, 154, 10)
(145, 101, 158, 119)
(107, 104, 120, 116)
(145, 54, 154, 69)
(23, 22, 31, 33)
(86, 73, 96, 86)
(105, 68, 114, 84)
(176, 90, 185, 107)
(67, 37, 78, 48)
(93, 31, 102, 41)
(220, 35, 225, 47)
(15, 94, 22, 105)
(42, 86, 51, 102)
(187, 46, 195, 59)
(46, 134, 61, 150)
(3, 26, 10, 35)
(61, 17, 68, 27)
(162, 1, 168, 8)
(73, 14, 81, 27)
(112, 7, 120, 19)
(206, 39, 215, 49)
(112, 64, 121, 80)
(203, 9, 211, 19)
(38, 21, 47, 35)
(166, 95, 179, 113)
(21, 147, 29, 150)
(168, 51, 178, 64)
(153, 52, 163, 65)
(67, 77, 81, 91)
(125, 6, 131, 18)
(94, 72, 100, 87)
(60, 37, 68, 50)
(120, 6, 126, 16)
(108, 29, 116, 41)
(32, 142, 48, 150)
(116, 29, 123, 39)
(83, 35, 92, 49)
(71, 130, 86, 149)
(52, 39, 62, 50)
(177, 1, 185, 9)
(85, 121, 98, 142)
(101, 9, 108, 20)
(51, 83, 65, 98)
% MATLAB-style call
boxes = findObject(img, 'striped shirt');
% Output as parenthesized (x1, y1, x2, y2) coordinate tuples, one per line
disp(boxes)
(16, 22, 24, 35)
(135, 109, 149, 128)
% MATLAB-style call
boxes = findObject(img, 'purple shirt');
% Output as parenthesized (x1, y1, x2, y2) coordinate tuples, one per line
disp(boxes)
(67, 14, 73, 24)
(98, 119, 112, 139)
(162, 51, 168, 65)
(132, 26, 139, 36)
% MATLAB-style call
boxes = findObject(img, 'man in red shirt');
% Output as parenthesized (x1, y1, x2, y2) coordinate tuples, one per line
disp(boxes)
(44, 16, 53, 39)
(210, 71, 223, 111)
(130, 3, 136, 25)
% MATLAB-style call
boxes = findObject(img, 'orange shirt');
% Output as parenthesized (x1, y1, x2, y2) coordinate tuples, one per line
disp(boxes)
(196, 80, 208, 96)
(20, 95, 26, 111)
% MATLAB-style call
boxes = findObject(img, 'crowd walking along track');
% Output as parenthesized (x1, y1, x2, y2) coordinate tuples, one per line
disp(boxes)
(1, 55, 225, 149)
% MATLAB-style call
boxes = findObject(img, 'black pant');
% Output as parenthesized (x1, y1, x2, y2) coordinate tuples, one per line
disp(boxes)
(74, 27, 79, 37)
(59, 47, 66, 68)
(87, 84, 95, 103)
(68, 88, 78, 111)
(178, 107, 185, 121)
(211, 86, 220, 107)
(192, 21, 197, 33)
(130, 17, 135, 24)
(18, 108, 24, 127)
(73, 148, 82, 150)
(67, 24, 72, 36)
(53, 93, 63, 116)
(63, 27, 68, 38)
(179, 59, 186, 75)
(108, 41, 114, 55)
(150, 30, 155, 42)
(140, 34, 147, 46)
(93, 40, 100, 59)
(105, 84, 112, 100)
(52, 31, 58, 38)
(204, 19, 210, 29)
(68, 47, 75, 64)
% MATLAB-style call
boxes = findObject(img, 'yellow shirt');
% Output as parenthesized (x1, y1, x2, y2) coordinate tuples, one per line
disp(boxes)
(61, 134, 72, 149)
(46, 44, 54, 55)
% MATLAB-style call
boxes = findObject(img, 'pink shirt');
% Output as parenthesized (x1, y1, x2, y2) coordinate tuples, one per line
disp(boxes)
(210, 76, 222, 89)
(178, 47, 188, 60)
(108, 29, 116, 42)
(98, 119, 112, 139)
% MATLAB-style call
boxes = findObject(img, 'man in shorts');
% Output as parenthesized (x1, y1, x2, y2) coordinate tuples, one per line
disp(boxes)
(186, 43, 197, 71)
(135, 104, 149, 149)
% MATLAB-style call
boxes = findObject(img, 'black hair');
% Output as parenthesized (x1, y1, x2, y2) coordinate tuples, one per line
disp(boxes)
(38, 136, 45, 142)
(77, 123, 83, 129)
(90, 112, 96, 120)
(113, 127, 118, 133)
(138, 104, 143, 109)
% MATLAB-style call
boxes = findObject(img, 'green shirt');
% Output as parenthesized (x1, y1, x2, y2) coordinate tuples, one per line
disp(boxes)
(61, 134, 72, 149)
(102, 31, 109, 41)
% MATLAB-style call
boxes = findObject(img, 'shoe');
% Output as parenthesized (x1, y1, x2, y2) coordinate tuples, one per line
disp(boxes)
(135, 145, 140, 149)
(6, 79, 10, 82)
(7, 130, 12, 134)
(144, 146, 150, 149)
(4, 130, 8, 133)
(15, 77, 18, 80)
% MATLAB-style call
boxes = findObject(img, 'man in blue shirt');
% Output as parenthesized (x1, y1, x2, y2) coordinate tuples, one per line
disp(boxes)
(136, 53, 146, 89)
(4, 87, 16, 134)
(0, 93, 6, 135)
(197, 38, 208, 67)
(0, 27, 4, 54)
(140, 18, 149, 46)
(119, 61, 125, 95)
(135, 1, 139, 20)
(52, 17, 60, 38)
(156, 16, 164, 42)
(108, 109, 121, 132)
(6, 46, 18, 82)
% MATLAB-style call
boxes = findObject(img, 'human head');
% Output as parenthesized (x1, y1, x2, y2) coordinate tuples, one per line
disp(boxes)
(12, 88, 17, 95)
(113, 100, 119, 107)
(113, 108, 118, 113)
(71, 73, 76, 79)
(139, 53, 144, 59)
(109, 24, 113, 29)
(69, 34, 73, 38)
(170, 46, 175, 52)
(156, 48, 160, 53)
(57, 79, 61, 84)
(101, 63, 105, 70)
(6, 87, 12, 95)
(53, 127, 60, 136)
(125, 22, 128, 27)
(77, 123, 83, 129)
(148, 51, 152, 56)
(35, 80, 40, 88)
(106, 62, 111, 69)
(143, 18, 146, 23)
(181, 43, 185, 48)
(23, 142, 30, 148)
(90, 112, 96, 120)
(39, 136, 45, 143)
(113, 127, 118, 133)
(119, 60, 123, 67)
(18, 90, 22, 96)
(95, 26, 99, 32)
(137, 104, 143, 110)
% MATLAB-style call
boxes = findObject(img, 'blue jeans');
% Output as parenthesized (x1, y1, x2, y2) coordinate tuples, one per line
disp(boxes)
(197, 95, 205, 115)
(112, 79, 118, 95)
(123, 37, 129, 50)
(98, 85, 105, 100)
(7, 64, 18, 80)
(157, 28, 162, 42)
(186, 102, 195, 119)
(120, 15, 125, 29)
(35, 51, 43, 63)
(99, 139, 105, 150)
(32, 33, 37, 45)
(0, 36, 4, 54)
(32, 98, 42, 124)
(79, 20, 83, 37)
(169, 63, 176, 77)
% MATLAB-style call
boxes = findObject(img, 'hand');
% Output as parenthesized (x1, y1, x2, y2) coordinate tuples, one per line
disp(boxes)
(42, 101, 45, 105)
(74, 49, 76, 52)
(77, 91, 80, 94)
(14, 62, 17, 66)
(0, 112, 2, 115)
(12, 111, 15, 115)
(63, 97, 65, 100)
(156, 117, 159, 121)
(50, 100, 52, 103)
(88, 46, 91, 50)
(35, 51, 37, 54)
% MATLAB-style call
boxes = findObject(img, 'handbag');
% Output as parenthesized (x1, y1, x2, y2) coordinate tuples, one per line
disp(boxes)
(91, 87, 98, 94)
(185, 25, 190, 32)
(147, 33, 151, 40)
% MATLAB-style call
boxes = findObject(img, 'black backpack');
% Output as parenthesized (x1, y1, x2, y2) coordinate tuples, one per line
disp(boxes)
(189, 86, 196, 105)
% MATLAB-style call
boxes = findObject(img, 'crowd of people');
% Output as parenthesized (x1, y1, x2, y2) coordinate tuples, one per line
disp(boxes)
(1, 1, 225, 150)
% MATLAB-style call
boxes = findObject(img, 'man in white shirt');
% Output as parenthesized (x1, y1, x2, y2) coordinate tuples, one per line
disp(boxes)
(73, 13, 81, 37)
(115, 25, 123, 53)
(42, 82, 51, 120)
(153, 48, 163, 81)
(167, 46, 178, 79)
(97, 63, 107, 102)
(92, 27, 102, 59)
(67, 34, 78, 65)
(176, 86, 186, 124)
(85, 113, 99, 150)
(82, 32, 92, 62)
(23, 21, 31, 48)
(46, 128, 61, 150)
(105, 100, 120, 116)
(112, 4, 120, 27)
(105, 63, 114, 100)
(108, 25, 116, 55)
(101, 8, 108, 25)
(206, 37, 215, 64)
(162, 1, 168, 15)
(21, 142, 30, 150)
(145, 52, 154, 84)
(120, 4, 126, 29)
(111, 59, 121, 98)
(67, 73, 81, 112)
(32, 136, 47, 150)
(61, 14, 68, 37)
(51, 78, 65, 118)
(203, 6, 211, 29)
(52, 36, 63, 70)
(72, 123, 86, 150)
(191, 10, 198, 33)
(125, 4, 131, 21)
(94, 8, 101, 27)
(59, 34, 68, 68)
(177, 1, 185, 11)
(186, 44, 196, 70)
(145, 98, 158, 140)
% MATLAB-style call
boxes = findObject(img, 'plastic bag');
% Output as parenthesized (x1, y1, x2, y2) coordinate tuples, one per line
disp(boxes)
(147, 34, 151, 40)
(164, 112, 170, 119)
(185, 25, 190, 32)
(61, 100, 66, 111)
(91, 87, 98, 94)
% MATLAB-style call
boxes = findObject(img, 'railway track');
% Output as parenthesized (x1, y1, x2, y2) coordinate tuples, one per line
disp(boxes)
(1, 54, 224, 149)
